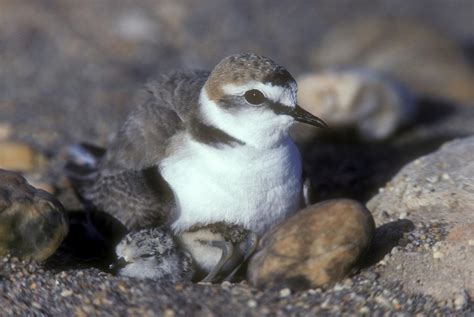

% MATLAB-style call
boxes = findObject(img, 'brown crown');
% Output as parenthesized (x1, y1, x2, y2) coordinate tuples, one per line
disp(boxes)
(204, 53, 296, 101)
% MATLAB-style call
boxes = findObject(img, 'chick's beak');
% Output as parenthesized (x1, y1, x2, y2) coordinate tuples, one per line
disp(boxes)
(109, 256, 129, 272)
(289, 104, 328, 128)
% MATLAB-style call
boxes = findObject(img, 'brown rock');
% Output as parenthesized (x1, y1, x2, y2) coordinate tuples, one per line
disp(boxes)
(0, 169, 69, 261)
(247, 199, 375, 289)
(0, 142, 45, 172)
(0, 123, 12, 141)
(294, 69, 415, 142)
(311, 18, 474, 104)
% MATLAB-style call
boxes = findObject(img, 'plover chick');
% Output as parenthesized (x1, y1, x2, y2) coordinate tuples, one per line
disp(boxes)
(67, 53, 326, 275)
(178, 222, 258, 283)
(111, 227, 194, 282)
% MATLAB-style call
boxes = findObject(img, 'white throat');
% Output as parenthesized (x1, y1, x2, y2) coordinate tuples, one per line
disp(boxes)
(198, 89, 294, 148)
(160, 134, 303, 235)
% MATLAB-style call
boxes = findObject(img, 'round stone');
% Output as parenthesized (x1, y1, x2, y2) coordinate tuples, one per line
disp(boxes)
(0, 169, 69, 261)
(247, 199, 375, 289)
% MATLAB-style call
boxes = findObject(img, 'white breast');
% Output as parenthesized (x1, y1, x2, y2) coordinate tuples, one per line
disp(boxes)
(159, 134, 302, 235)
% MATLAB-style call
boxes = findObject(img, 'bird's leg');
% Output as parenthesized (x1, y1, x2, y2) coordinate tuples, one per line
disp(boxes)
(200, 240, 234, 283)
(224, 231, 259, 282)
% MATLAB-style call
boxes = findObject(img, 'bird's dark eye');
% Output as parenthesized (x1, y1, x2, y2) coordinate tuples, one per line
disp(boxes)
(140, 253, 154, 258)
(244, 89, 266, 105)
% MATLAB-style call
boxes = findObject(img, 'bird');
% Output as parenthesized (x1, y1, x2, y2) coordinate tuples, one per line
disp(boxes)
(177, 221, 258, 283)
(110, 227, 195, 282)
(67, 53, 327, 281)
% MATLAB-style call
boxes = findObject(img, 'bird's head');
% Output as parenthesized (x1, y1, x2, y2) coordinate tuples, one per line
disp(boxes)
(198, 53, 327, 147)
(110, 228, 175, 279)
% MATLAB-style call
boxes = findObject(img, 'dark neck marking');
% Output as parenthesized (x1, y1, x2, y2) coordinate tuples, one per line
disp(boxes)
(142, 166, 174, 202)
(189, 117, 245, 147)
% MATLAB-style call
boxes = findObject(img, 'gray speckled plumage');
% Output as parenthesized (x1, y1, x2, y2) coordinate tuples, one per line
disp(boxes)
(67, 53, 320, 232)
(69, 70, 209, 229)
(103, 70, 210, 172)
(114, 227, 195, 282)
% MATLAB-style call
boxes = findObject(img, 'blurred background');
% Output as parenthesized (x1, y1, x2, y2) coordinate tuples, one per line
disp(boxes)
(1, 0, 473, 203)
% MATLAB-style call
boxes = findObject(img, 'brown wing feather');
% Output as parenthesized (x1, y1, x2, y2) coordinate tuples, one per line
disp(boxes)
(70, 70, 209, 230)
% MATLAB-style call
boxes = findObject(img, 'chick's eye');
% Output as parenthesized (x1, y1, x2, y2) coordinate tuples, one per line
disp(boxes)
(140, 253, 154, 258)
(244, 89, 266, 105)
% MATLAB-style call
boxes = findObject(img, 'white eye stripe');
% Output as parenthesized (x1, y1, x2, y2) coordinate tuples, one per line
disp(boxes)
(222, 82, 296, 107)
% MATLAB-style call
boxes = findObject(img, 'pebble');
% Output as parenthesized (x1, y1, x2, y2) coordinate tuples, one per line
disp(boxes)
(163, 308, 176, 317)
(307, 289, 320, 295)
(359, 306, 370, 314)
(279, 288, 291, 298)
(61, 289, 73, 297)
(0, 123, 12, 141)
(247, 299, 257, 308)
(248, 199, 375, 289)
(375, 295, 392, 308)
(0, 169, 69, 260)
(0, 142, 44, 172)
(453, 291, 468, 310)
(343, 278, 354, 288)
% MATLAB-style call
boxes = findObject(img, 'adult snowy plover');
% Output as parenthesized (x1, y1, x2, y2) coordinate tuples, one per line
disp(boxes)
(68, 53, 327, 281)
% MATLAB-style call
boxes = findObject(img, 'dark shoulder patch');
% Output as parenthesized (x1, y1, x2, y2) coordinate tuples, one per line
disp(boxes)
(189, 117, 245, 147)
(141, 166, 174, 206)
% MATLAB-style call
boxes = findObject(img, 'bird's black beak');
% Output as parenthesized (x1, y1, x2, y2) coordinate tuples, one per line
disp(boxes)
(289, 104, 328, 128)
(109, 256, 128, 272)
